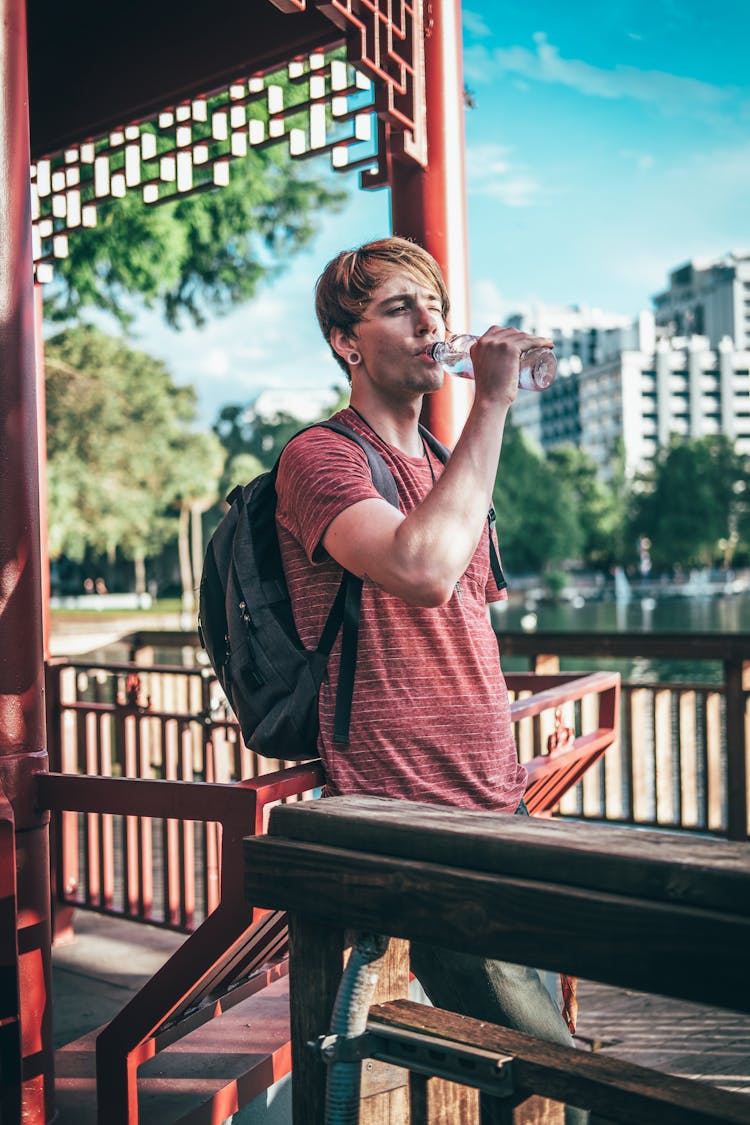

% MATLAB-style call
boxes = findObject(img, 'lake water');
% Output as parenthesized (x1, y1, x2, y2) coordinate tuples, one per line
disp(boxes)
(491, 586, 750, 685)
(497, 587, 750, 634)
(85, 585, 748, 687)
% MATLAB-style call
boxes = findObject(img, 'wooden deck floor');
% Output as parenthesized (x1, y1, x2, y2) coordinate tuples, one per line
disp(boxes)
(575, 978, 750, 1097)
(51, 913, 750, 1122)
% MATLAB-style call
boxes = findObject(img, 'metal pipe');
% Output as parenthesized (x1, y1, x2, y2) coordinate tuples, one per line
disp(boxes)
(324, 932, 389, 1125)
(0, 0, 54, 1119)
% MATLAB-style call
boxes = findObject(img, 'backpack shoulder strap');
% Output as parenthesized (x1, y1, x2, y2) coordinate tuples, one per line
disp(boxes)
(310, 420, 402, 743)
(315, 419, 400, 508)
(273, 418, 402, 747)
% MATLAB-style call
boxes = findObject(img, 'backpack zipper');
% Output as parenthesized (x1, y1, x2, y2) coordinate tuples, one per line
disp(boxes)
(238, 601, 264, 686)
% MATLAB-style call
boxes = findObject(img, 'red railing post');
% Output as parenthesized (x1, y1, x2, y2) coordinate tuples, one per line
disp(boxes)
(44, 662, 76, 943)
(390, 0, 473, 448)
(0, 1, 54, 1119)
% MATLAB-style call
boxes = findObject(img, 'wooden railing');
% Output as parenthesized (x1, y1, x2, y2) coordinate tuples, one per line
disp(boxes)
(243, 795, 750, 1124)
(45, 657, 314, 932)
(120, 628, 749, 839)
(44, 656, 618, 932)
(500, 631, 749, 840)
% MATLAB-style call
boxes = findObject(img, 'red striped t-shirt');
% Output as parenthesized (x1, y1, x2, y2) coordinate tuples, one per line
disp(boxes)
(275, 408, 527, 813)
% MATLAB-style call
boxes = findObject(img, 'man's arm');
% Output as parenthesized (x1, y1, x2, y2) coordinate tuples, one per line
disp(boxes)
(322, 328, 550, 607)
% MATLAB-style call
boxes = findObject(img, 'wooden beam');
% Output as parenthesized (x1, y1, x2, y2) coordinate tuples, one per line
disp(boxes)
(244, 801, 750, 1012)
(262, 797, 750, 916)
(28, 0, 338, 158)
(369, 1001, 750, 1125)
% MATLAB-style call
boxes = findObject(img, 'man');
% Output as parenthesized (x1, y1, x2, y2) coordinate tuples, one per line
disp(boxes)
(275, 237, 586, 1122)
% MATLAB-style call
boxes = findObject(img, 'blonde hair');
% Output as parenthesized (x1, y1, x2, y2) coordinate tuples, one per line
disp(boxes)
(315, 236, 450, 379)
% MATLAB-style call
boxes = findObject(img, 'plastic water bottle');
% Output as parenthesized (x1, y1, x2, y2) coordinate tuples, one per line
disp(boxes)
(430, 334, 557, 391)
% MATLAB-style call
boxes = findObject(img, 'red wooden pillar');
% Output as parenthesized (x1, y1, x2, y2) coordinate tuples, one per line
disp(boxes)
(0, 1, 55, 1120)
(390, 0, 473, 447)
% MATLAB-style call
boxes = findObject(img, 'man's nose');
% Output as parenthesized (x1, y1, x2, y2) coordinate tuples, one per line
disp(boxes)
(415, 304, 439, 334)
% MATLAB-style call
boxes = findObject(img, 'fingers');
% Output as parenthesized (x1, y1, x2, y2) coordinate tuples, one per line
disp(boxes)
(468, 327, 554, 407)
(476, 326, 554, 353)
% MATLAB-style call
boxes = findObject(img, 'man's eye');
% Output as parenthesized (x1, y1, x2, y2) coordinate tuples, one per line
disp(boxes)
(389, 305, 408, 314)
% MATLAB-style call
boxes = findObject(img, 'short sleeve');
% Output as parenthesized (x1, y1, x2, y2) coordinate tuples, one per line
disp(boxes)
(276, 427, 386, 564)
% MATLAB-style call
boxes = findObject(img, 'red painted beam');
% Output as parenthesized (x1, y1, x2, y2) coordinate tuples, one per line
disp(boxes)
(390, 0, 473, 447)
(0, 1, 54, 1119)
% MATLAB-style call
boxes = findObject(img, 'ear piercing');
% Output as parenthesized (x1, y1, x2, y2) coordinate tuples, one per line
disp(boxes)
(348, 350, 361, 366)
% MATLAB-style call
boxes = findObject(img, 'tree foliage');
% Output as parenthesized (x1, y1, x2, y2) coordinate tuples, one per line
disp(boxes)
(629, 435, 749, 569)
(47, 146, 348, 329)
(215, 403, 305, 479)
(45, 325, 223, 570)
(492, 424, 584, 576)
(547, 444, 622, 570)
(214, 386, 349, 491)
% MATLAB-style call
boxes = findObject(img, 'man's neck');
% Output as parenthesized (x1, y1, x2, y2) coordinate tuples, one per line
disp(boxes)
(348, 388, 424, 457)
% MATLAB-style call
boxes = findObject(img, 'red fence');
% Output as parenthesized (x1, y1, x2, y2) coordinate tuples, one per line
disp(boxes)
(45, 655, 620, 933)
(501, 630, 749, 841)
(45, 658, 321, 932)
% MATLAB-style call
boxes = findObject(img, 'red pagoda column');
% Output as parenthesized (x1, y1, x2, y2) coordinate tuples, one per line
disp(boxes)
(390, 0, 473, 446)
(0, 0, 55, 1119)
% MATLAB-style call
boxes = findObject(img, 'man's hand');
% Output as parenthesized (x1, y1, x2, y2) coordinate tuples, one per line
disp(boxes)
(469, 327, 554, 408)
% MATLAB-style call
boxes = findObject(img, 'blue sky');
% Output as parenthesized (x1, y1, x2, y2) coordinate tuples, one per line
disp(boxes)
(126, 0, 750, 424)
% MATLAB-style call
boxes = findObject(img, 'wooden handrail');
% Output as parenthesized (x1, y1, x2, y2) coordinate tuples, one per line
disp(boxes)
(243, 796, 750, 1123)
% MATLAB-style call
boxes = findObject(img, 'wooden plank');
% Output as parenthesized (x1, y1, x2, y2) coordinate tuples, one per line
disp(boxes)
(369, 1001, 750, 1125)
(581, 696, 602, 819)
(262, 797, 750, 916)
(410, 1074, 479, 1124)
(54, 974, 293, 1125)
(706, 692, 724, 832)
(630, 688, 652, 823)
(498, 631, 747, 663)
(244, 836, 750, 1012)
(678, 691, 699, 829)
(654, 689, 675, 825)
(360, 936, 409, 1122)
(287, 915, 345, 1125)
(724, 660, 749, 841)
(603, 705, 623, 821)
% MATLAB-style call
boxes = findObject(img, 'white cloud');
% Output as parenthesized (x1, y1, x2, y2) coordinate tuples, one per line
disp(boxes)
(462, 9, 492, 38)
(469, 279, 515, 331)
(619, 149, 655, 170)
(465, 143, 542, 207)
(200, 348, 232, 379)
(472, 32, 734, 120)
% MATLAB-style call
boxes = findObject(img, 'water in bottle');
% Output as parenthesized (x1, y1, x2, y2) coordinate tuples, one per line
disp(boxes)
(430, 334, 557, 391)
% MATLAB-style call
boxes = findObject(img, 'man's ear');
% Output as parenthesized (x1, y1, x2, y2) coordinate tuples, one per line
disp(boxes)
(330, 326, 356, 363)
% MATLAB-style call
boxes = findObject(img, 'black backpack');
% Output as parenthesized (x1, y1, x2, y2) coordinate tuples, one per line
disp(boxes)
(198, 420, 505, 761)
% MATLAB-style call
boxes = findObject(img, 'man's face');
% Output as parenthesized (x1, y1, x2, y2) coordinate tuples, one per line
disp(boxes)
(350, 270, 446, 398)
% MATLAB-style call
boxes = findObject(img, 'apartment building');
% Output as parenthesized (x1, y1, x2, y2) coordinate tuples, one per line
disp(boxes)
(509, 306, 654, 455)
(509, 254, 750, 480)
(579, 336, 750, 481)
(653, 251, 750, 350)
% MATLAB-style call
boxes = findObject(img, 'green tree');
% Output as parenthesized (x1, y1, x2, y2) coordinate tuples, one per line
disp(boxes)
(167, 431, 225, 612)
(214, 385, 349, 479)
(492, 424, 583, 578)
(48, 148, 347, 329)
(547, 444, 623, 571)
(45, 325, 223, 594)
(214, 404, 304, 473)
(630, 435, 749, 570)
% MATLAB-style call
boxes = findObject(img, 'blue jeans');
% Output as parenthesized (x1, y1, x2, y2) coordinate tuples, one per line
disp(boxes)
(409, 801, 588, 1125)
